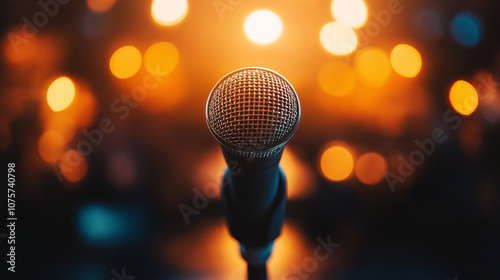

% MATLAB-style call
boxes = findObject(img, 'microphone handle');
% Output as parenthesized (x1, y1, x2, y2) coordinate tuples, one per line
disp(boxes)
(221, 148, 284, 224)
(248, 263, 267, 280)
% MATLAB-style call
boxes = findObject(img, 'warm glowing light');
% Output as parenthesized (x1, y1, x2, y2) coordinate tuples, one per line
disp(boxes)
(163, 220, 311, 279)
(86, 0, 116, 13)
(244, 10, 282, 44)
(109, 46, 142, 79)
(318, 61, 357, 96)
(59, 149, 88, 183)
(47, 77, 76, 112)
(320, 22, 357, 56)
(38, 130, 66, 163)
(449, 80, 478, 115)
(71, 87, 97, 128)
(320, 143, 354, 181)
(195, 147, 315, 200)
(354, 48, 391, 87)
(44, 115, 76, 142)
(280, 148, 316, 199)
(144, 42, 179, 76)
(354, 152, 388, 185)
(151, 0, 188, 26)
(332, 0, 368, 28)
(390, 44, 422, 78)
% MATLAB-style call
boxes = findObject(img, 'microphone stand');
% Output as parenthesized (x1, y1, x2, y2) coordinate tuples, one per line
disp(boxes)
(220, 151, 287, 280)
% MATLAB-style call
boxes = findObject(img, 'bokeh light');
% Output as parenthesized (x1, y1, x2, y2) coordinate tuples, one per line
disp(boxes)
(449, 80, 478, 115)
(244, 10, 283, 44)
(451, 11, 484, 47)
(318, 61, 357, 96)
(144, 42, 179, 76)
(58, 149, 88, 183)
(390, 44, 422, 78)
(47, 77, 76, 112)
(320, 143, 355, 181)
(280, 148, 316, 199)
(354, 48, 391, 87)
(151, 0, 189, 26)
(70, 86, 97, 128)
(354, 152, 388, 185)
(77, 204, 146, 246)
(44, 115, 76, 143)
(320, 22, 357, 55)
(472, 71, 500, 123)
(109, 46, 142, 79)
(86, 0, 117, 13)
(38, 130, 67, 163)
(195, 147, 315, 200)
(331, 0, 368, 29)
(163, 220, 312, 279)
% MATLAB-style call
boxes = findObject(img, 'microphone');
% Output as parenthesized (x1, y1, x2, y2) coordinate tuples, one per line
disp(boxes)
(206, 67, 301, 279)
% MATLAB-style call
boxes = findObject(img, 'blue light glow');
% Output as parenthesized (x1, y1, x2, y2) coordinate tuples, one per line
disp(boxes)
(77, 203, 146, 246)
(451, 12, 484, 47)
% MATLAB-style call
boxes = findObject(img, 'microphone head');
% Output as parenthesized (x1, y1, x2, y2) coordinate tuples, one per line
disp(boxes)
(206, 67, 301, 158)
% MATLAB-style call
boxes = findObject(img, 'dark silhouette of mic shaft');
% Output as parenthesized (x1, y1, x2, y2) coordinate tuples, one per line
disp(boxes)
(206, 67, 300, 280)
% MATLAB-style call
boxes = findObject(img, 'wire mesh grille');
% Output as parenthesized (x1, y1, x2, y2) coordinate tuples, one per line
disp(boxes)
(207, 68, 299, 157)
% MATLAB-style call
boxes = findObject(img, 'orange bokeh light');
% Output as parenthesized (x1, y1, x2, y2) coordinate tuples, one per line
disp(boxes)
(354, 152, 388, 185)
(109, 45, 142, 79)
(38, 130, 67, 163)
(320, 142, 355, 182)
(354, 48, 391, 87)
(449, 80, 478, 115)
(86, 0, 116, 13)
(144, 42, 179, 76)
(390, 44, 422, 78)
(318, 61, 357, 96)
(151, 0, 188, 26)
(46, 77, 76, 112)
(58, 149, 88, 183)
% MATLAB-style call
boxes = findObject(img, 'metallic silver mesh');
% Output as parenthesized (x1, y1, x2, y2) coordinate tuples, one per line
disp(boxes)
(207, 68, 300, 158)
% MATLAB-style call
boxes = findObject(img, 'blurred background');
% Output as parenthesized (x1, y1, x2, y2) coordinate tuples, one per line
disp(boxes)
(1, 0, 499, 279)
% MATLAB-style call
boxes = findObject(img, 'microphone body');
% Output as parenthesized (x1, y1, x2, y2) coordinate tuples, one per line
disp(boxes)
(206, 67, 300, 278)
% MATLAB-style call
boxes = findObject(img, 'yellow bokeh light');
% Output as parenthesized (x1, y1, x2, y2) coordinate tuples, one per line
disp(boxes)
(244, 10, 282, 44)
(144, 42, 179, 76)
(354, 152, 388, 185)
(151, 0, 188, 26)
(109, 46, 142, 79)
(38, 130, 66, 163)
(47, 77, 76, 112)
(449, 80, 478, 115)
(86, 0, 116, 13)
(390, 44, 422, 78)
(320, 143, 354, 181)
(320, 22, 357, 56)
(332, 0, 368, 28)
(318, 61, 357, 96)
(59, 149, 88, 183)
(354, 48, 391, 87)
